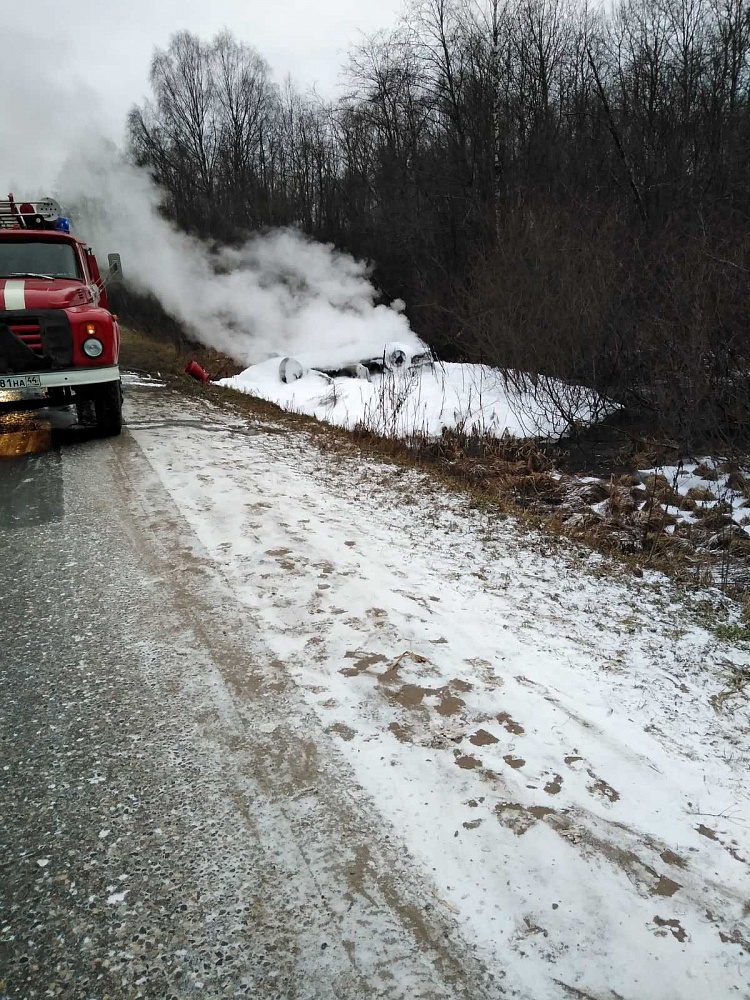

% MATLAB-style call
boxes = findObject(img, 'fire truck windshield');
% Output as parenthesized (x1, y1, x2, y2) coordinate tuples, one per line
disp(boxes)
(0, 241, 81, 280)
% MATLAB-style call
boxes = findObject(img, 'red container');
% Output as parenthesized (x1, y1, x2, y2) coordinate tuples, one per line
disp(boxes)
(185, 360, 211, 383)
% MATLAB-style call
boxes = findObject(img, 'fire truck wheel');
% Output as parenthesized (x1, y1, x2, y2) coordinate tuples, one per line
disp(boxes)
(91, 380, 123, 437)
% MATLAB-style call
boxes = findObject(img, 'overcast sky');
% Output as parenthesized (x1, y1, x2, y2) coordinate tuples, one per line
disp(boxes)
(4, 0, 404, 135)
(1, 0, 404, 191)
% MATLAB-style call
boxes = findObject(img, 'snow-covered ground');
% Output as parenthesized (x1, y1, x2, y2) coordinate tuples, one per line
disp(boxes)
(218, 361, 607, 440)
(639, 459, 750, 540)
(128, 391, 750, 1000)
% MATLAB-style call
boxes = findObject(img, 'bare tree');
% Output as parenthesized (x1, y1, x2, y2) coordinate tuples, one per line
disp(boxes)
(129, 9, 750, 449)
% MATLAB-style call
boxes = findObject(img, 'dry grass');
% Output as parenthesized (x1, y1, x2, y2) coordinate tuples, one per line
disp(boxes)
(119, 327, 243, 384)
(120, 327, 750, 596)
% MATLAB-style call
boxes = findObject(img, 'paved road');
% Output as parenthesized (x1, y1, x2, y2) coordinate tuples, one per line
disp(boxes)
(0, 390, 505, 1000)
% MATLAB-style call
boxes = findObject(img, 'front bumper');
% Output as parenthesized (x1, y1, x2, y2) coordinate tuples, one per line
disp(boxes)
(0, 366, 120, 391)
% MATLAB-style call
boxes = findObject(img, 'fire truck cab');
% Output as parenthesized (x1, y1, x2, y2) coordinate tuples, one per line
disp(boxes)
(0, 194, 123, 436)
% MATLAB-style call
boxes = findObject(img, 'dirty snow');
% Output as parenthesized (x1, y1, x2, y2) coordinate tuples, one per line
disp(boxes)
(128, 393, 750, 1000)
(217, 361, 607, 440)
(120, 370, 166, 389)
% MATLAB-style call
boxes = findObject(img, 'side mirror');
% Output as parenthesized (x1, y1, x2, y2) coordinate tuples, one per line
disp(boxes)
(107, 253, 123, 284)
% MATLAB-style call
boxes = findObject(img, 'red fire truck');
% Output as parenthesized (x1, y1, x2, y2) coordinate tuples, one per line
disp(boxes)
(0, 194, 123, 436)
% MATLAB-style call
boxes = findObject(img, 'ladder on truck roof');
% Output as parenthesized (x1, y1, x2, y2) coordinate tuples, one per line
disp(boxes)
(0, 194, 65, 230)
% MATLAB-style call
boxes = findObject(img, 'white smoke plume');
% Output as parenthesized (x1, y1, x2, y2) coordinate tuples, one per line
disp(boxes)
(58, 142, 420, 368)
(1, 28, 422, 368)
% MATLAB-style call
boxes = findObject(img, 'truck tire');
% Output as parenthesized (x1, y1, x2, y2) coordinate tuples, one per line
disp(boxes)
(91, 380, 123, 437)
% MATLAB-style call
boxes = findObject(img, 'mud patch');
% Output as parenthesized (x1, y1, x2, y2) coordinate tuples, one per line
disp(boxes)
(660, 849, 687, 869)
(340, 651, 388, 677)
(470, 729, 499, 747)
(392, 684, 428, 709)
(587, 773, 620, 802)
(544, 773, 563, 795)
(495, 802, 555, 836)
(653, 875, 682, 897)
(653, 916, 688, 942)
(266, 547, 293, 557)
(556, 821, 671, 898)
(389, 722, 414, 744)
(452, 678, 473, 692)
(725, 841, 748, 865)
(503, 754, 526, 770)
(329, 723, 356, 742)
(377, 650, 429, 686)
(697, 824, 718, 840)
(497, 712, 524, 735)
(436, 694, 465, 717)
(455, 755, 482, 770)
(719, 928, 750, 952)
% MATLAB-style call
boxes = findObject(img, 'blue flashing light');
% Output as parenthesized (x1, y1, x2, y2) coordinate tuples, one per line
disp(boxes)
(56, 216, 71, 233)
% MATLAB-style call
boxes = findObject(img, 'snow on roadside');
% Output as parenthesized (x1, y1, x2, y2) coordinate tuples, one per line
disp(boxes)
(217, 361, 607, 441)
(639, 459, 750, 540)
(120, 370, 166, 389)
(128, 393, 750, 1000)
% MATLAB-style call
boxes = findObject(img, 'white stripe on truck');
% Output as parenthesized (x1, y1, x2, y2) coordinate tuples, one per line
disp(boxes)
(3, 279, 26, 310)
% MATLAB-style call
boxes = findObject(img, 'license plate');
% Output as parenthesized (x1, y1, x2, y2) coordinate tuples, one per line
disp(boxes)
(0, 374, 42, 390)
